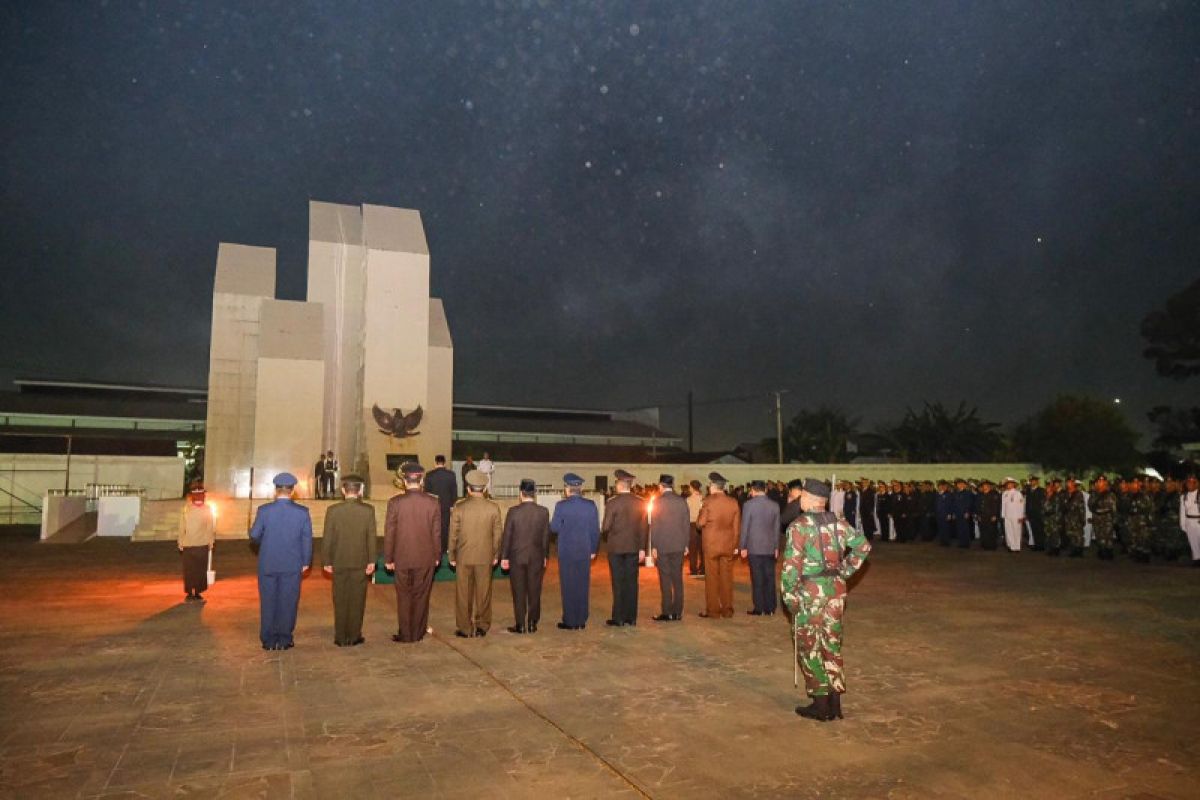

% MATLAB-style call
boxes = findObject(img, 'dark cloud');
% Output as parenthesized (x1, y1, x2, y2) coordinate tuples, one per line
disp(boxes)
(1, 1, 1196, 448)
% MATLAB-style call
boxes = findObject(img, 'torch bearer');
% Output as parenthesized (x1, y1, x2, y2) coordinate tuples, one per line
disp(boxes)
(644, 494, 655, 568)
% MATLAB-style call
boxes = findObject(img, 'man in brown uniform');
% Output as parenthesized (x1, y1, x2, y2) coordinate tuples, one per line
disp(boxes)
(448, 469, 503, 637)
(321, 474, 377, 646)
(602, 468, 648, 627)
(177, 481, 215, 602)
(697, 471, 741, 618)
(383, 462, 442, 643)
(500, 478, 550, 634)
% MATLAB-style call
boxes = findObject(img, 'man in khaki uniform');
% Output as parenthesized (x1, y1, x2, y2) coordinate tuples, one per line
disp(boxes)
(448, 469, 503, 637)
(321, 474, 377, 647)
(384, 462, 442, 643)
(697, 471, 741, 618)
(177, 481, 215, 602)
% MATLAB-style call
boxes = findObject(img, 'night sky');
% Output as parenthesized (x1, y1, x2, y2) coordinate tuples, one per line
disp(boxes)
(2, 1, 1197, 450)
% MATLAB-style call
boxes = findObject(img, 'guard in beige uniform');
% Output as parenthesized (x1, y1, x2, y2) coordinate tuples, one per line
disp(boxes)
(178, 482, 216, 601)
(448, 470, 503, 637)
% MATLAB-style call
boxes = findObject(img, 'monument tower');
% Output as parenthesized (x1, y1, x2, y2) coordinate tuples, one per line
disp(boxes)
(204, 201, 453, 498)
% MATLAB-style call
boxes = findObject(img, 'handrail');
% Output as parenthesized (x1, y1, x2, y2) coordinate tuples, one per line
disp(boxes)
(0, 483, 41, 512)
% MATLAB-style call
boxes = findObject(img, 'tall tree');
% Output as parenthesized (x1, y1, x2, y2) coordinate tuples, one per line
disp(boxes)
(1141, 277, 1200, 379)
(884, 401, 1002, 463)
(1013, 395, 1141, 474)
(782, 406, 859, 463)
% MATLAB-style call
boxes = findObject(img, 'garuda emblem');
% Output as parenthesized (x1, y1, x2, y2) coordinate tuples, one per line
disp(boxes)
(372, 404, 422, 441)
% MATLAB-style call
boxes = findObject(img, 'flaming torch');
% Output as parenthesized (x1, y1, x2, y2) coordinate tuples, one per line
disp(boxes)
(206, 500, 219, 585)
(645, 494, 656, 568)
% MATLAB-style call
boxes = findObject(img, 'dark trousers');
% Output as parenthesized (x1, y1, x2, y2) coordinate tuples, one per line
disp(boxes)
(258, 571, 302, 647)
(937, 517, 954, 547)
(559, 558, 591, 626)
(1028, 517, 1045, 549)
(922, 515, 937, 541)
(703, 553, 735, 616)
(320, 474, 335, 498)
(955, 517, 973, 548)
(861, 513, 877, 540)
(393, 566, 434, 642)
(979, 519, 1000, 550)
(181, 546, 208, 595)
(439, 511, 452, 554)
(655, 550, 684, 617)
(688, 524, 704, 574)
(608, 552, 640, 624)
(509, 559, 545, 628)
(748, 554, 777, 614)
(332, 567, 368, 644)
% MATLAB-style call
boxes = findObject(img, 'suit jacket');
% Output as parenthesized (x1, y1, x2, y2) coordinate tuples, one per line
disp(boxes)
(449, 495, 503, 565)
(781, 499, 801, 533)
(383, 491, 441, 569)
(1026, 486, 1046, 520)
(739, 494, 780, 555)
(697, 492, 740, 554)
(322, 498, 377, 568)
(649, 489, 689, 554)
(249, 499, 313, 574)
(550, 494, 600, 561)
(424, 467, 458, 521)
(501, 501, 550, 564)
(602, 492, 648, 554)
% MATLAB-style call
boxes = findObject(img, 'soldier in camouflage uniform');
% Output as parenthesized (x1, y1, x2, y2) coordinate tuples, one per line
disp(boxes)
(1063, 478, 1087, 557)
(1043, 478, 1065, 556)
(1125, 476, 1155, 563)
(780, 478, 871, 722)
(1153, 478, 1185, 561)
(1087, 475, 1118, 560)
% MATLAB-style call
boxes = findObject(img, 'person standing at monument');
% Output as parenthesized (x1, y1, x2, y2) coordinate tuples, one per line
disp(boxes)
(321, 474, 376, 647)
(1025, 475, 1046, 551)
(1000, 477, 1026, 552)
(551, 473, 600, 629)
(500, 478, 550, 633)
(686, 479, 705, 576)
(740, 479, 781, 616)
(460, 455, 476, 497)
(321, 450, 339, 500)
(1181, 474, 1200, 566)
(697, 472, 741, 619)
(602, 469, 647, 627)
(249, 473, 313, 650)
(177, 481, 215, 602)
(781, 478, 872, 721)
(424, 454, 458, 556)
(478, 451, 495, 495)
(649, 474, 689, 622)
(383, 462, 441, 643)
(314, 454, 327, 499)
(448, 470, 502, 637)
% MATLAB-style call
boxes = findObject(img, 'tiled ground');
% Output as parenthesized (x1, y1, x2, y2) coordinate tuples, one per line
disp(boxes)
(0, 529, 1197, 799)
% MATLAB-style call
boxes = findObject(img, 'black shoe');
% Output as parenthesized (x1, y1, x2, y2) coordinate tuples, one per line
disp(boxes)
(557, 622, 571, 630)
(194, 593, 204, 602)
(1069, 547, 1083, 558)
(795, 695, 833, 721)
(455, 630, 470, 638)
(528, 623, 537, 633)
(1046, 547, 1060, 557)
(747, 610, 762, 616)
(352, 637, 365, 646)
(283, 642, 294, 650)
(829, 692, 843, 720)
(475, 628, 487, 637)
(671, 614, 682, 621)
(605, 619, 622, 627)
(507, 625, 525, 634)
(652, 614, 672, 622)
(392, 634, 406, 643)
(698, 612, 712, 618)
(334, 640, 347, 647)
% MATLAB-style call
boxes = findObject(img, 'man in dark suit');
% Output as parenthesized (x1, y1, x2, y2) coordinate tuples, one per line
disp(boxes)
(459, 455, 476, 497)
(383, 462, 442, 643)
(952, 478, 975, 548)
(602, 468, 647, 627)
(739, 479, 780, 615)
(500, 479, 550, 633)
(321, 474, 377, 646)
(649, 474, 689, 622)
(1025, 475, 1046, 551)
(249, 472, 313, 650)
(423, 454, 458, 555)
(858, 478, 877, 541)
(697, 472, 740, 619)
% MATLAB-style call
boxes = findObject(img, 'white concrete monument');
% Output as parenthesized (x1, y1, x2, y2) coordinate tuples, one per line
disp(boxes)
(204, 202, 453, 498)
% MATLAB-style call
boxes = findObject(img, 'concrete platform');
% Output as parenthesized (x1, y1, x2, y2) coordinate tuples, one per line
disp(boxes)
(0, 531, 1196, 799)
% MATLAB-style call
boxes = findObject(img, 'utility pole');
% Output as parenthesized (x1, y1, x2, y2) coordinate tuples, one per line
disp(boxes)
(687, 390, 694, 453)
(773, 390, 789, 464)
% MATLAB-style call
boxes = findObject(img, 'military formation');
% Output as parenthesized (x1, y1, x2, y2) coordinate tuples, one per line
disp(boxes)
(186, 463, 1197, 720)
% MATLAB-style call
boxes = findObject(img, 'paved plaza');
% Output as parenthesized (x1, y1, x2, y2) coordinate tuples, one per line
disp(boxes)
(0, 528, 1197, 799)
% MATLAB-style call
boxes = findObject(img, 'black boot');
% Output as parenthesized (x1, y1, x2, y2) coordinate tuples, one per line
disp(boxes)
(795, 694, 832, 721)
(1046, 546, 1060, 557)
(829, 692, 844, 720)
(1069, 546, 1083, 558)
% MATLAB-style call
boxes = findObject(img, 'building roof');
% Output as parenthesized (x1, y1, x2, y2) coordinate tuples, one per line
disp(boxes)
(452, 404, 678, 443)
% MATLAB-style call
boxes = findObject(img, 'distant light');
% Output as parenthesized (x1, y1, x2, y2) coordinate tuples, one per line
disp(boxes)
(1113, 397, 1121, 404)
(1036, 236, 1043, 243)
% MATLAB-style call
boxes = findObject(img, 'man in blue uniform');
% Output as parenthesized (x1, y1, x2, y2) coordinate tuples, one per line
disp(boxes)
(249, 472, 313, 650)
(952, 478, 975, 549)
(935, 480, 954, 547)
(550, 472, 600, 630)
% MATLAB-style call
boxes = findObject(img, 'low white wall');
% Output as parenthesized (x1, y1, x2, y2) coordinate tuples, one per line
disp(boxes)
(40, 495, 87, 540)
(96, 496, 141, 537)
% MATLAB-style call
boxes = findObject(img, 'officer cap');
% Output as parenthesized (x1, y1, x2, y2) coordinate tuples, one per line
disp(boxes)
(1003, 476, 1017, 485)
(519, 478, 537, 494)
(1049, 477, 1062, 485)
(1028, 474, 1040, 481)
(802, 478, 830, 498)
(614, 468, 636, 482)
(980, 478, 993, 487)
(936, 479, 948, 487)
(273, 472, 298, 488)
(398, 462, 425, 477)
(341, 473, 365, 485)
(708, 471, 727, 486)
(787, 478, 804, 490)
(563, 472, 584, 487)
(750, 479, 767, 491)
(1094, 474, 1108, 483)
(658, 474, 674, 487)
(465, 469, 487, 490)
